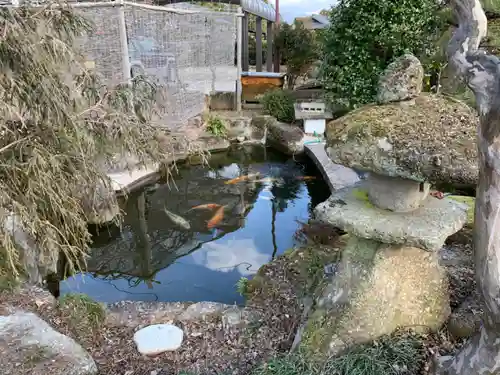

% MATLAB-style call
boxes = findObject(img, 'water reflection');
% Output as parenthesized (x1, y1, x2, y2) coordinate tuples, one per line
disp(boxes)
(61, 145, 331, 304)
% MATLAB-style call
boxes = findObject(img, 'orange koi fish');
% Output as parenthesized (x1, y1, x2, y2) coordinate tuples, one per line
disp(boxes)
(188, 203, 221, 211)
(296, 176, 317, 181)
(224, 173, 260, 185)
(207, 205, 226, 229)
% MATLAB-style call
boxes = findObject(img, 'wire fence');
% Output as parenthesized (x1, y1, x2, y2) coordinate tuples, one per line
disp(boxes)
(72, 0, 239, 128)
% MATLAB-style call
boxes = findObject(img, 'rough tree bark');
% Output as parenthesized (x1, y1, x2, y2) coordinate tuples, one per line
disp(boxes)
(436, 0, 500, 374)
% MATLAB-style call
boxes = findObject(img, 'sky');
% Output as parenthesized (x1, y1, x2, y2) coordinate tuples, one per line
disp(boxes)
(276, 0, 337, 22)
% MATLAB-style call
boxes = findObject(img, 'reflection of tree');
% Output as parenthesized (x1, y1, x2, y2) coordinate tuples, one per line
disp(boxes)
(136, 192, 153, 289)
(271, 198, 278, 259)
(268, 173, 303, 259)
(86, 161, 264, 283)
(270, 176, 302, 212)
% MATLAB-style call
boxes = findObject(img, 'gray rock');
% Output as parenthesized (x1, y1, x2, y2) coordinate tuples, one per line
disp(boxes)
(302, 236, 449, 356)
(325, 94, 478, 186)
(313, 181, 468, 251)
(187, 115, 203, 128)
(178, 302, 228, 321)
(367, 173, 431, 212)
(221, 306, 257, 330)
(133, 324, 183, 355)
(0, 311, 97, 375)
(252, 115, 305, 155)
(2, 211, 58, 285)
(377, 54, 424, 104)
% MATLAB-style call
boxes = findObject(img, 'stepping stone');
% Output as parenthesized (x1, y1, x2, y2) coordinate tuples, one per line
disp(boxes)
(133, 324, 183, 356)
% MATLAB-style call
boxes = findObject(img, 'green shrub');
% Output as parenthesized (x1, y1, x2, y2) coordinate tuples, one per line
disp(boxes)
(206, 116, 227, 137)
(261, 89, 295, 123)
(275, 21, 319, 88)
(321, 0, 443, 108)
(236, 276, 249, 296)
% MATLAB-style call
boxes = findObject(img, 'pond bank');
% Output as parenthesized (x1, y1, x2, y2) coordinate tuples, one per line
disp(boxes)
(0, 223, 477, 375)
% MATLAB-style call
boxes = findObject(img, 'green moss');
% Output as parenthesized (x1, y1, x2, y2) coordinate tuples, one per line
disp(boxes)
(246, 242, 345, 303)
(482, 18, 500, 55)
(448, 195, 475, 225)
(283, 248, 296, 257)
(246, 274, 266, 297)
(351, 188, 375, 209)
(300, 308, 332, 357)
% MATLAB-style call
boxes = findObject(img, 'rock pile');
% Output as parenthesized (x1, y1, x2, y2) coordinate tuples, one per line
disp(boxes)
(302, 54, 475, 356)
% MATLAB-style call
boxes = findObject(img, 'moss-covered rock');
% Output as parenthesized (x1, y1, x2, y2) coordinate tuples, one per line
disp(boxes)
(251, 115, 306, 156)
(301, 236, 449, 357)
(325, 94, 478, 186)
(377, 54, 424, 104)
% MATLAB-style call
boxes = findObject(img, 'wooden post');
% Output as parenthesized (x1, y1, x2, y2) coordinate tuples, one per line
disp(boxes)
(274, 0, 280, 73)
(242, 12, 249, 72)
(433, 0, 500, 374)
(266, 20, 273, 72)
(255, 16, 263, 72)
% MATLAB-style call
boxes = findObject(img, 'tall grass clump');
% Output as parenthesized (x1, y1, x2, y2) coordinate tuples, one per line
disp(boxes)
(0, 3, 203, 281)
(253, 333, 424, 375)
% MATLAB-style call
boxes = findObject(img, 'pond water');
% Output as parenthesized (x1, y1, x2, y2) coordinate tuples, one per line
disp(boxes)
(61, 145, 331, 305)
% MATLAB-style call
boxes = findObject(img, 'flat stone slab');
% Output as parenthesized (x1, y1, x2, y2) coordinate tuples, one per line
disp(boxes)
(0, 311, 97, 375)
(133, 324, 184, 355)
(304, 142, 360, 191)
(314, 181, 468, 251)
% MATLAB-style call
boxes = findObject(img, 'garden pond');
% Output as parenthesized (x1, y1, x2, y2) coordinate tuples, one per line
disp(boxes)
(61, 144, 331, 305)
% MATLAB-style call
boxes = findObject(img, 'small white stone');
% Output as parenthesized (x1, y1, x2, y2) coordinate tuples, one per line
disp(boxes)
(133, 324, 184, 355)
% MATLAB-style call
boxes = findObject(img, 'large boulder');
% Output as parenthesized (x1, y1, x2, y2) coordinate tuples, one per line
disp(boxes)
(325, 94, 479, 186)
(377, 53, 424, 104)
(301, 236, 450, 357)
(0, 311, 97, 375)
(252, 115, 306, 155)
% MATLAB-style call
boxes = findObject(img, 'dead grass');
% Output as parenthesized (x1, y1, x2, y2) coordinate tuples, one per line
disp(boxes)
(0, 4, 207, 283)
(58, 293, 106, 337)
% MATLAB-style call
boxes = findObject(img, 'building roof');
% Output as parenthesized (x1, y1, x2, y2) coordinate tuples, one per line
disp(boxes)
(156, 0, 279, 22)
(295, 13, 330, 29)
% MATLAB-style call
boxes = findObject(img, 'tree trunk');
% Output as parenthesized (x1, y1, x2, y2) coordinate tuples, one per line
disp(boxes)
(437, 1, 500, 373)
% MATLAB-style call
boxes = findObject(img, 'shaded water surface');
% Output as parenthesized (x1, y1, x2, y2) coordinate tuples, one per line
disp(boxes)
(61, 145, 330, 304)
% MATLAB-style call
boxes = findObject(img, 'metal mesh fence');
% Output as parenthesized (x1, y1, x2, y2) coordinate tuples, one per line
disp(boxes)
(75, 1, 238, 128)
